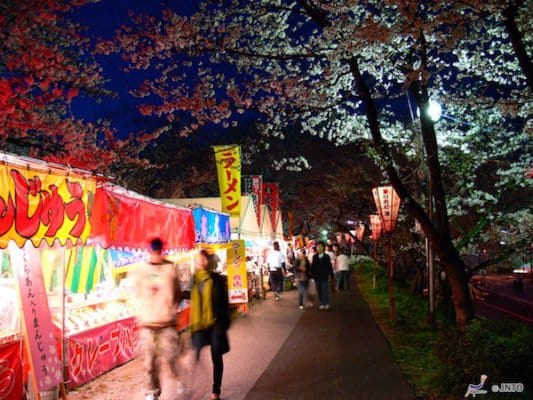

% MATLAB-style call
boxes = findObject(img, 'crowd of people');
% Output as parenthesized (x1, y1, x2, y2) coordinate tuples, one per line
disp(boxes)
(128, 237, 353, 400)
(266, 240, 353, 310)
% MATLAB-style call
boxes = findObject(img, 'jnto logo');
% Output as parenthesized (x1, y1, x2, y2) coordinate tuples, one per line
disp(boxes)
(465, 374, 488, 397)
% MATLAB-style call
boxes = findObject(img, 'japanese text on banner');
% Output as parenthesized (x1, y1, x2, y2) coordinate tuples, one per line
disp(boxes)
(213, 145, 241, 216)
(226, 240, 248, 304)
(0, 163, 95, 248)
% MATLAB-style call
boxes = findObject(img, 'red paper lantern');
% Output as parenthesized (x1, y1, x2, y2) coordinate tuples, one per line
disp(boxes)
(372, 186, 401, 233)
(370, 214, 382, 240)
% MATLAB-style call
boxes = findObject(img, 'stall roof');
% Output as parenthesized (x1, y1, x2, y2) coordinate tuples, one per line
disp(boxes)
(90, 184, 195, 251)
(161, 196, 262, 241)
(259, 204, 273, 241)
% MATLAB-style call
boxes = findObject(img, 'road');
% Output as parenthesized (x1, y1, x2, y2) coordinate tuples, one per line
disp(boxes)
(68, 285, 415, 400)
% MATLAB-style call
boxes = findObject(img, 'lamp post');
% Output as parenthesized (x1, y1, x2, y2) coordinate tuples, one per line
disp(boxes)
(370, 214, 382, 289)
(372, 186, 401, 321)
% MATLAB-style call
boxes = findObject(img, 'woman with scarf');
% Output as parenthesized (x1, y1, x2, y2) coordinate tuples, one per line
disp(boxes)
(189, 249, 231, 400)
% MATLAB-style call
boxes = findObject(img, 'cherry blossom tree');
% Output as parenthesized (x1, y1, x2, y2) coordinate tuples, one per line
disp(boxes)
(111, 0, 531, 329)
(0, 0, 140, 171)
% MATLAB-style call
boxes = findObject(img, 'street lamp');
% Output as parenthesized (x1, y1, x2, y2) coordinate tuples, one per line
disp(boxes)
(372, 186, 401, 321)
(370, 214, 382, 289)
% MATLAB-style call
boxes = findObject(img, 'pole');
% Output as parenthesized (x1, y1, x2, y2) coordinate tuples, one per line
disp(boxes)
(426, 176, 435, 326)
(387, 234, 396, 321)
(372, 240, 377, 289)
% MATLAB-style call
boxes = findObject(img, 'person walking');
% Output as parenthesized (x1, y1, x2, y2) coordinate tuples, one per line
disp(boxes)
(267, 241, 286, 300)
(129, 238, 182, 400)
(294, 249, 311, 309)
(336, 247, 351, 291)
(327, 243, 339, 292)
(189, 249, 231, 400)
(310, 241, 334, 310)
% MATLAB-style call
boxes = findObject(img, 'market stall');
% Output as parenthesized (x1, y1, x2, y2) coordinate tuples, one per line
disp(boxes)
(161, 197, 261, 311)
(0, 152, 97, 399)
(56, 183, 196, 389)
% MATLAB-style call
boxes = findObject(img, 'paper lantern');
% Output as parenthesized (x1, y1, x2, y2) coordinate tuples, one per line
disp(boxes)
(372, 186, 401, 233)
(370, 214, 382, 241)
(355, 223, 365, 241)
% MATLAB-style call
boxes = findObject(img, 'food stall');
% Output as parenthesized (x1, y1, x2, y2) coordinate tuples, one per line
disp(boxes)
(57, 183, 196, 389)
(0, 152, 97, 399)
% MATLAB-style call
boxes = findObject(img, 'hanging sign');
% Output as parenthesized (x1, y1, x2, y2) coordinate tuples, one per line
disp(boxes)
(372, 186, 401, 233)
(0, 163, 95, 249)
(66, 317, 138, 389)
(213, 145, 241, 216)
(262, 182, 279, 231)
(226, 240, 248, 304)
(12, 243, 62, 392)
(242, 175, 262, 227)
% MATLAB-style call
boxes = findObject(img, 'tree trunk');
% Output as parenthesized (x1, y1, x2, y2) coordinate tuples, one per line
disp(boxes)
(348, 56, 474, 330)
(502, 1, 533, 92)
(439, 245, 473, 330)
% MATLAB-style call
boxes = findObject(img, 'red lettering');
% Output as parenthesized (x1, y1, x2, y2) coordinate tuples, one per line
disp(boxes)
(70, 342, 83, 378)
(86, 340, 98, 371)
(0, 195, 15, 236)
(40, 184, 65, 237)
(220, 152, 236, 169)
(223, 178, 238, 194)
(64, 180, 86, 237)
(11, 170, 42, 238)
(226, 200, 239, 211)
(110, 328, 120, 360)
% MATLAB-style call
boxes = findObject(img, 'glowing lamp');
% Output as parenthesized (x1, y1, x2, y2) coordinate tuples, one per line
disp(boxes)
(370, 214, 382, 241)
(356, 223, 365, 241)
(372, 186, 401, 233)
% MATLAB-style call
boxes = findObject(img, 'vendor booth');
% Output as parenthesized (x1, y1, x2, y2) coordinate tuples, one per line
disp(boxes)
(0, 153, 197, 397)
(161, 197, 265, 309)
(0, 153, 97, 399)
(67, 183, 196, 389)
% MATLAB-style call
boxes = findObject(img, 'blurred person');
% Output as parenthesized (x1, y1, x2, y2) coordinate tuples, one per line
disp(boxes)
(285, 242, 296, 273)
(325, 244, 337, 292)
(129, 238, 182, 400)
(189, 249, 231, 400)
(267, 241, 286, 300)
(295, 249, 311, 309)
(310, 241, 334, 310)
(336, 247, 351, 291)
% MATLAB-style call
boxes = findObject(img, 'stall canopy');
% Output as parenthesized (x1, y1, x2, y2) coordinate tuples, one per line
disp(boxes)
(162, 196, 261, 241)
(191, 206, 231, 244)
(259, 204, 273, 241)
(90, 184, 195, 251)
(0, 152, 97, 249)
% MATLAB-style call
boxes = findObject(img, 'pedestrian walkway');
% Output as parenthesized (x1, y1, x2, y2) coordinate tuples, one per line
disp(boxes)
(70, 282, 415, 400)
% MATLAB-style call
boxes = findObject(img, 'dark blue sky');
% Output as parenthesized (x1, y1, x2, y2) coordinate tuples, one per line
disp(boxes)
(70, 1, 187, 140)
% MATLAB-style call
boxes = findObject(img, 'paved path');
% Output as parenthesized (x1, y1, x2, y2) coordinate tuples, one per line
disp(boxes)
(70, 281, 415, 400)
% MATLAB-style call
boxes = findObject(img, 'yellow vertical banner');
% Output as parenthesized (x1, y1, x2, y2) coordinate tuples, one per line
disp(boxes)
(226, 240, 248, 304)
(213, 145, 241, 216)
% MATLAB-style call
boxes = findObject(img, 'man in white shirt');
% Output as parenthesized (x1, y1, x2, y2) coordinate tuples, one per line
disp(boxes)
(267, 241, 286, 300)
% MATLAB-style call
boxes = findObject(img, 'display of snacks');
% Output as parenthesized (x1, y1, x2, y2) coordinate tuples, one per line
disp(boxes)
(52, 298, 133, 335)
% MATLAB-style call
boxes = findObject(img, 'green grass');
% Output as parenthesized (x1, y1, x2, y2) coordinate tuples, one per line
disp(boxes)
(355, 261, 448, 399)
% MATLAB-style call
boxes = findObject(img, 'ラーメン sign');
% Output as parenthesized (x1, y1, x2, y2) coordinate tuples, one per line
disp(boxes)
(0, 162, 96, 248)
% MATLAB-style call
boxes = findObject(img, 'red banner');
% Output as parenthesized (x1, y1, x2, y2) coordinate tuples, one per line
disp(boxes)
(0, 163, 95, 249)
(0, 340, 24, 400)
(242, 175, 262, 227)
(262, 183, 279, 232)
(67, 317, 138, 389)
(90, 185, 195, 250)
